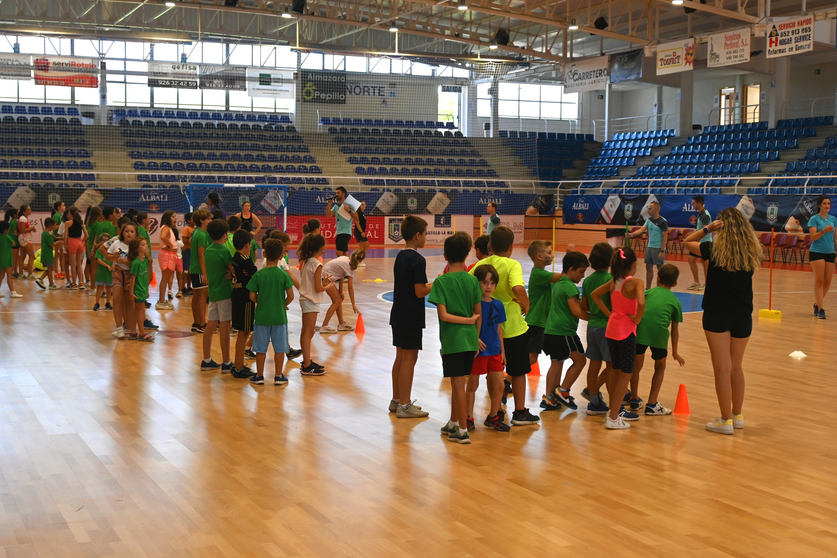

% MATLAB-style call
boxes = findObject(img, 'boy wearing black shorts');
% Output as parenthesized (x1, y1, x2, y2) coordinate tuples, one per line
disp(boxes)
(632, 263, 685, 415)
(231, 230, 258, 379)
(470, 226, 538, 426)
(389, 216, 432, 418)
(542, 251, 590, 411)
(430, 232, 482, 444)
(525, 240, 562, 365)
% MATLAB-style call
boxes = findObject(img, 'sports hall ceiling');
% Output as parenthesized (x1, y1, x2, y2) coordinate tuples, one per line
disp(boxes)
(0, 0, 835, 65)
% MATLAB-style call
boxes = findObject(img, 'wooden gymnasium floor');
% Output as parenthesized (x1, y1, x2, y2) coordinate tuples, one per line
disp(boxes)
(0, 246, 834, 558)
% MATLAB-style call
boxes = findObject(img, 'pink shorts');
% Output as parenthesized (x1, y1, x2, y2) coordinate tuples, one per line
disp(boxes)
(158, 249, 177, 271)
(68, 237, 85, 254)
(176, 257, 183, 273)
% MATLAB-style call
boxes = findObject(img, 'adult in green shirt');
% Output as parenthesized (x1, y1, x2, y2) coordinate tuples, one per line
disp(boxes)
(326, 186, 357, 257)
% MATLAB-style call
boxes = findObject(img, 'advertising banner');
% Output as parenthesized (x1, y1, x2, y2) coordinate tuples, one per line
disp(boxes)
(200, 65, 246, 91)
(767, 16, 814, 58)
(708, 29, 751, 67)
(246, 68, 294, 98)
(562, 193, 822, 233)
(0, 54, 31, 80)
(384, 215, 473, 245)
(147, 62, 198, 89)
(33, 56, 99, 88)
(480, 214, 525, 244)
(564, 56, 609, 93)
(656, 38, 695, 76)
(299, 69, 347, 104)
(609, 49, 644, 84)
(287, 215, 384, 245)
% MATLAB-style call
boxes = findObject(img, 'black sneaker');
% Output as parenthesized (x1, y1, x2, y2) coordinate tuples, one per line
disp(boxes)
(539, 395, 561, 411)
(221, 362, 233, 374)
(144, 319, 159, 330)
(250, 375, 265, 385)
(309, 360, 326, 371)
(286, 348, 303, 360)
(200, 359, 221, 371)
(105, 303, 113, 310)
(300, 362, 325, 376)
(466, 417, 475, 432)
(35, 279, 45, 289)
(623, 389, 632, 403)
(818, 309, 827, 319)
(93, 303, 100, 311)
(191, 323, 205, 333)
(144, 301, 151, 309)
(244, 348, 257, 359)
(232, 365, 253, 378)
(501, 379, 513, 406)
(814, 303, 820, 316)
(553, 389, 578, 410)
(484, 414, 511, 432)
(511, 408, 540, 426)
(274, 374, 289, 386)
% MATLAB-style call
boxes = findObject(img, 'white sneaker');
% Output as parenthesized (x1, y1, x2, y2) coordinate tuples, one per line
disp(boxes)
(733, 414, 744, 429)
(605, 416, 631, 429)
(337, 322, 354, 331)
(697, 284, 705, 291)
(396, 401, 429, 418)
(9, 292, 22, 299)
(705, 417, 734, 435)
(319, 325, 338, 334)
(88, 290, 97, 296)
(112, 326, 125, 339)
(645, 402, 672, 416)
(687, 282, 700, 291)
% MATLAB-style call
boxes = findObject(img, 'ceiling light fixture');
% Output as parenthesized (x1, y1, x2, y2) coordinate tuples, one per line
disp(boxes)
(568, 19, 579, 30)
(671, 0, 684, 5)
(488, 43, 498, 50)
(281, 8, 293, 17)
(165, 1, 176, 6)
(389, 26, 398, 32)
(457, 0, 468, 10)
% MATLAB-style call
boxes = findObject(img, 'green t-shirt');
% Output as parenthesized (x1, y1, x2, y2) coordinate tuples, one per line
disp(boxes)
(87, 220, 99, 251)
(9, 220, 19, 248)
(544, 275, 582, 336)
(189, 228, 209, 274)
(205, 242, 233, 302)
(138, 225, 151, 244)
(52, 212, 62, 226)
(95, 248, 112, 284)
(99, 221, 118, 241)
(0, 234, 13, 268)
(470, 255, 528, 338)
(224, 234, 236, 256)
(427, 271, 481, 354)
(637, 287, 683, 349)
(247, 266, 294, 326)
(40, 231, 56, 265)
(250, 239, 258, 261)
(525, 267, 554, 328)
(582, 270, 612, 329)
(129, 257, 149, 301)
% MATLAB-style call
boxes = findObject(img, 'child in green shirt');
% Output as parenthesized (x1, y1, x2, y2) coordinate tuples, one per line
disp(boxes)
(580, 243, 614, 415)
(36, 218, 62, 291)
(0, 220, 22, 298)
(93, 232, 114, 311)
(247, 238, 295, 386)
(632, 263, 685, 416)
(201, 219, 234, 372)
(189, 209, 212, 333)
(127, 237, 153, 342)
(542, 251, 589, 411)
(429, 232, 481, 444)
(525, 240, 563, 366)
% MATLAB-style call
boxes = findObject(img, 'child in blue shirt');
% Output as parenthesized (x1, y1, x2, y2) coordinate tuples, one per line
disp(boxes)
(465, 264, 511, 433)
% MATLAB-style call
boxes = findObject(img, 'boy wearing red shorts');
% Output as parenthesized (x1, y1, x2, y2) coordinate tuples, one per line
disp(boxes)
(466, 264, 511, 432)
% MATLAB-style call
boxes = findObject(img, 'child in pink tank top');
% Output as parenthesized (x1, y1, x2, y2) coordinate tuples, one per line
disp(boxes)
(591, 246, 646, 430)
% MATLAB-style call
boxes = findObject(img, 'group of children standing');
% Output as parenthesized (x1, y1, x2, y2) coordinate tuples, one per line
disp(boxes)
(389, 220, 686, 444)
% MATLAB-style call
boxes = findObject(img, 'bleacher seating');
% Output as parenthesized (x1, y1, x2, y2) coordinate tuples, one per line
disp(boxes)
(114, 108, 293, 124)
(320, 116, 456, 130)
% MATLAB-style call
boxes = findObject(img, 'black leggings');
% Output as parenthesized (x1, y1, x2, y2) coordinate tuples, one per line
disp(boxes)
(607, 333, 637, 375)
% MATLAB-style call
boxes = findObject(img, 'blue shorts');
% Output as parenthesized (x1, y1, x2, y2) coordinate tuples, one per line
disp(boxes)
(96, 280, 113, 287)
(253, 324, 289, 354)
(182, 248, 191, 269)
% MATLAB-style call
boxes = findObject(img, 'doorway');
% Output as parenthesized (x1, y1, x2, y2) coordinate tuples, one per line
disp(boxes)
(744, 84, 760, 123)
(438, 86, 461, 128)
(719, 87, 735, 126)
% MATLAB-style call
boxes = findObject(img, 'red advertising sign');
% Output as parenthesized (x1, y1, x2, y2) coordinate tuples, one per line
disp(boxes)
(286, 215, 384, 245)
(34, 57, 99, 88)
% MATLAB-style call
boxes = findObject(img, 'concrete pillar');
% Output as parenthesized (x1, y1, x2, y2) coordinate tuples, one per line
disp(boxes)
(679, 70, 694, 137)
(655, 85, 664, 130)
(735, 73, 743, 124)
(489, 80, 499, 138)
(604, 82, 612, 141)
(768, 57, 790, 127)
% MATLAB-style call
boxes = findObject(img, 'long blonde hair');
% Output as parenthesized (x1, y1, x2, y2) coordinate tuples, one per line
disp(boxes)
(711, 207, 762, 272)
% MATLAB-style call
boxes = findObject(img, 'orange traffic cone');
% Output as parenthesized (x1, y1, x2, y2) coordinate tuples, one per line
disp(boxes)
(355, 313, 366, 334)
(150, 271, 157, 288)
(528, 360, 541, 376)
(673, 384, 690, 415)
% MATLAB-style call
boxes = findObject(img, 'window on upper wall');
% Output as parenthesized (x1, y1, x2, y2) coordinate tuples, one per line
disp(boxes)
(74, 87, 99, 106)
(300, 52, 322, 69)
(345, 56, 367, 73)
(203, 42, 223, 65)
(479, 82, 581, 120)
(153, 43, 178, 61)
(74, 40, 100, 58)
(228, 44, 252, 66)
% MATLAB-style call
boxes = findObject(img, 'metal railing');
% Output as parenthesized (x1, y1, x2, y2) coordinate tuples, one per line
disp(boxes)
(782, 97, 837, 119)
(316, 109, 457, 128)
(500, 118, 595, 138)
(705, 103, 764, 128)
(557, 174, 833, 197)
(592, 114, 672, 142)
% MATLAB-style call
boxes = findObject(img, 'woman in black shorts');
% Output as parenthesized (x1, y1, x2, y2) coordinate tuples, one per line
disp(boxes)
(684, 208, 762, 436)
(352, 201, 369, 256)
